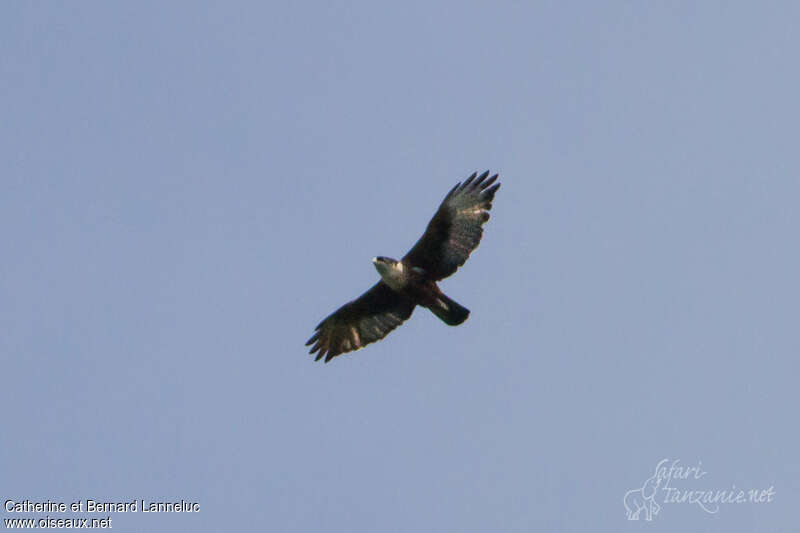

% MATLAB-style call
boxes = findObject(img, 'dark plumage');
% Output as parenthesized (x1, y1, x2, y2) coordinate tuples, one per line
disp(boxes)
(306, 171, 500, 362)
(304, 282, 415, 359)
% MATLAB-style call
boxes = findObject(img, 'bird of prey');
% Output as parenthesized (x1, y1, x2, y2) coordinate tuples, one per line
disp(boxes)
(306, 171, 501, 362)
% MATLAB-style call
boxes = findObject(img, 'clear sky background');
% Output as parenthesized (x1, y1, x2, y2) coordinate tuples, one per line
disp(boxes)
(2, 2, 798, 532)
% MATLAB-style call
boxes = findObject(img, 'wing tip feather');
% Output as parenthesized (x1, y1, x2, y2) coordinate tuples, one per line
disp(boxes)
(456, 171, 499, 195)
(462, 172, 477, 188)
(483, 182, 500, 200)
(482, 174, 498, 189)
(474, 170, 491, 187)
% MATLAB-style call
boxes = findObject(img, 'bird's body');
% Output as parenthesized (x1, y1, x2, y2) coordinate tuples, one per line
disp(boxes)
(306, 171, 501, 362)
(372, 256, 469, 326)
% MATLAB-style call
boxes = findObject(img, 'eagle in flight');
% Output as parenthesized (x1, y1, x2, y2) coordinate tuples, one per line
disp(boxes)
(306, 171, 501, 362)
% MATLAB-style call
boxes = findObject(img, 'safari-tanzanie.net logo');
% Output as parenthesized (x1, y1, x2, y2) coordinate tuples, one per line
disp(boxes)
(623, 458, 775, 521)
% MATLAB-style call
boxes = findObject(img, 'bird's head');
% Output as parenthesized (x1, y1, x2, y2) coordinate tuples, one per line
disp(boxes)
(372, 256, 402, 278)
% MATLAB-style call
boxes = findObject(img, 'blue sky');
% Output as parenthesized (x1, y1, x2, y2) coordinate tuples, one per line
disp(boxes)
(2, 2, 798, 531)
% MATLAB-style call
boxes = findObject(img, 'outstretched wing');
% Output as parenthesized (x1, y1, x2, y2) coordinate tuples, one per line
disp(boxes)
(306, 282, 416, 362)
(403, 171, 500, 280)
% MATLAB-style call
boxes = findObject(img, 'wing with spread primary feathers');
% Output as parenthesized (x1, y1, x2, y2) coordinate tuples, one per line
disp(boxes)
(305, 282, 416, 362)
(403, 171, 500, 280)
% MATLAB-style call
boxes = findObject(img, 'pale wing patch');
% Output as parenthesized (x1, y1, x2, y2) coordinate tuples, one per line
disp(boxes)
(349, 325, 361, 348)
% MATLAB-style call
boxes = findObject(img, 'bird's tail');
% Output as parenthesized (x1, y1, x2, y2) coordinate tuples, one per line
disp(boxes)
(430, 294, 470, 326)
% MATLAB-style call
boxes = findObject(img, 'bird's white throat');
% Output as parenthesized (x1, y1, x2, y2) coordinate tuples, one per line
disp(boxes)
(373, 258, 406, 291)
